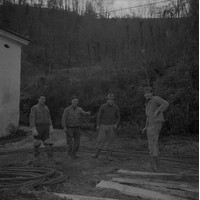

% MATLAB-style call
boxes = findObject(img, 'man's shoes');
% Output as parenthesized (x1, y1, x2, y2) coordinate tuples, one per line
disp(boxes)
(68, 151, 79, 160)
(91, 149, 101, 159)
(34, 146, 40, 158)
(91, 153, 99, 159)
(45, 145, 53, 158)
(152, 162, 157, 172)
(72, 153, 79, 159)
(151, 156, 158, 172)
(106, 151, 114, 161)
(106, 154, 114, 161)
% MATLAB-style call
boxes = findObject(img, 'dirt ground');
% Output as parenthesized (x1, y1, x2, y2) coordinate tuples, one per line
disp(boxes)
(0, 128, 199, 200)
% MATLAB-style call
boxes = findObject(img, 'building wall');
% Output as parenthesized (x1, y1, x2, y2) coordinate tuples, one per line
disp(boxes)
(0, 37, 21, 137)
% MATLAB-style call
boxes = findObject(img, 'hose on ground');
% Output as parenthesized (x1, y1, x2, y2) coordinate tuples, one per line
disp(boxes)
(0, 167, 67, 190)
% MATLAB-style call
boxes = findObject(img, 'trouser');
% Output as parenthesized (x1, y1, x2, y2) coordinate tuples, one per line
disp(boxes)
(95, 124, 116, 152)
(34, 123, 53, 158)
(147, 122, 162, 157)
(65, 127, 81, 156)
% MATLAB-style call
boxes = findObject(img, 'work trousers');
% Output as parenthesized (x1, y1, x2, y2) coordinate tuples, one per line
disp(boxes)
(147, 122, 162, 157)
(65, 127, 81, 156)
(33, 123, 52, 158)
(34, 123, 50, 141)
(96, 124, 116, 151)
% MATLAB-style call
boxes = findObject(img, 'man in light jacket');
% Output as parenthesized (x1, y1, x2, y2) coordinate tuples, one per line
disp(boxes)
(62, 96, 91, 159)
(142, 87, 169, 171)
(30, 95, 54, 159)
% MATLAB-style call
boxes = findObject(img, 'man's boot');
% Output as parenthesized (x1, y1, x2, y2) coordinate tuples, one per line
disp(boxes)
(106, 151, 114, 161)
(72, 146, 79, 159)
(91, 149, 101, 159)
(33, 145, 41, 166)
(34, 145, 40, 158)
(45, 144, 53, 158)
(155, 156, 159, 168)
(67, 146, 73, 159)
(151, 156, 158, 172)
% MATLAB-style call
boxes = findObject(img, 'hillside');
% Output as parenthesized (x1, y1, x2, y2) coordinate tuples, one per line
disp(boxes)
(0, 4, 198, 135)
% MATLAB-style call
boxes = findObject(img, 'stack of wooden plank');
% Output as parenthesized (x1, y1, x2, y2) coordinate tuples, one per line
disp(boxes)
(96, 169, 199, 200)
(53, 193, 120, 200)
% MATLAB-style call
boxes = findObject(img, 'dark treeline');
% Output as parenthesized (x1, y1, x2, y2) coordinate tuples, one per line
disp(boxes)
(0, 0, 198, 136)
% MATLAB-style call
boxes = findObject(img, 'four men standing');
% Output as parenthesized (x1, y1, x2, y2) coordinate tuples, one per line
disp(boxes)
(30, 90, 169, 171)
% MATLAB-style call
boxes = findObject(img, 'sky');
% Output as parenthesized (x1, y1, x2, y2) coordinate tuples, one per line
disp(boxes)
(110, 0, 174, 9)
(112, 0, 146, 8)
(17, 0, 178, 18)
(106, 0, 176, 17)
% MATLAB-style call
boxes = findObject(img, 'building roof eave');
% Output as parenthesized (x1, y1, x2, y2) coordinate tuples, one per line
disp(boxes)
(0, 28, 30, 45)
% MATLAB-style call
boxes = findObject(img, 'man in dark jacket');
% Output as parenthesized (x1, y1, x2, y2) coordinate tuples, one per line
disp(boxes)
(92, 94, 120, 160)
(62, 96, 91, 159)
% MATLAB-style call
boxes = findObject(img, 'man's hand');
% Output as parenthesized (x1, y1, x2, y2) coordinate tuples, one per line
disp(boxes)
(50, 125, 53, 133)
(154, 110, 160, 117)
(142, 127, 147, 134)
(64, 127, 67, 132)
(49, 125, 53, 137)
(32, 127, 38, 136)
(87, 111, 91, 115)
(113, 124, 118, 131)
(96, 125, 100, 131)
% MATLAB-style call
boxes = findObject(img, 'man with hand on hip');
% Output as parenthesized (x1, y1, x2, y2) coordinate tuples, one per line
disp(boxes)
(62, 96, 91, 159)
(142, 87, 169, 171)
(92, 94, 120, 161)
(30, 95, 54, 159)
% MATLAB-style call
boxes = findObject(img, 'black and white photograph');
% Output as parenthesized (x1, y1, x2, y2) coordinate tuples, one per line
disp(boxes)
(0, 0, 198, 199)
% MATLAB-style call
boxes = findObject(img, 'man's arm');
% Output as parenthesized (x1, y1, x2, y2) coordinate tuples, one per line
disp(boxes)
(29, 106, 36, 128)
(115, 107, 121, 127)
(96, 105, 103, 126)
(46, 106, 53, 135)
(142, 105, 149, 134)
(29, 106, 38, 136)
(62, 109, 68, 130)
(80, 108, 91, 116)
(46, 106, 52, 126)
(155, 96, 169, 114)
(142, 117, 149, 134)
(145, 117, 149, 128)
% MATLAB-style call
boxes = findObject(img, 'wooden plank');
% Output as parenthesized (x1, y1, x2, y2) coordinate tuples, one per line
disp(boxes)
(96, 180, 187, 200)
(141, 185, 199, 200)
(108, 174, 198, 187)
(53, 193, 119, 200)
(112, 178, 199, 193)
(112, 178, 198, 199)
(117, 169, 179, 176)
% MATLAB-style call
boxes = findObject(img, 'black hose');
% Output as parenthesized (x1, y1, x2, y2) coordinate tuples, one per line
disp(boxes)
(0, 167, 67, 190)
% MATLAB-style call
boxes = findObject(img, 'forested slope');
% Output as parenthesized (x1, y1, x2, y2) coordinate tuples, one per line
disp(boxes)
(0, 2, 198, 135)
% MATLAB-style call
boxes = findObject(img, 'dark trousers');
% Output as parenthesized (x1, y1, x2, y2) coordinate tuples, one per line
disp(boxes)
(34, 123, 52, 158)
(34, 124, 50, 141)
(65, 127, 81, 156)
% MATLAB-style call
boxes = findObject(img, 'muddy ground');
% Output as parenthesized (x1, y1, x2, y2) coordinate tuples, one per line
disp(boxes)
(0, 128, 199, 200)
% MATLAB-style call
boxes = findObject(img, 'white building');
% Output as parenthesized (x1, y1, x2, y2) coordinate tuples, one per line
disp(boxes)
(0, 27, 29, 137)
